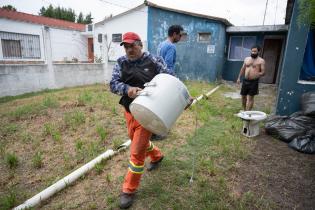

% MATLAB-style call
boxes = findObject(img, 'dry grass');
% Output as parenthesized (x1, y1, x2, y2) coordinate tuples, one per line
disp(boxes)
(0, 82, 277, 210)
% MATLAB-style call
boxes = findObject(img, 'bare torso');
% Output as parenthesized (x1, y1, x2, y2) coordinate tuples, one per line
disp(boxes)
(244, 56, 265, 80)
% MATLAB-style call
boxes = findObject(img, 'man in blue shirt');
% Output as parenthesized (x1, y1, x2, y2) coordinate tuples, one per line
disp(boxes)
(157, 25, 184, 76)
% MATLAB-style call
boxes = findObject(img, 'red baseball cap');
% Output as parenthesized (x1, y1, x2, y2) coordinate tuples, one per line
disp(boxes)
(120, 32, 141, 46)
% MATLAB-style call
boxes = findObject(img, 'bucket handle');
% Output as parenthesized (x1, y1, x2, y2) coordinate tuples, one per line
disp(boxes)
(144, 81, 157, 87)
(137, 90, 151, 96)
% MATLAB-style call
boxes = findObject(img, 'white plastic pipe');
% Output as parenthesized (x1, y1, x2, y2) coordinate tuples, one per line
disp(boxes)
(191, 85, 220, 105)
(14, 85, 220, 210)
(14, 140, 131, 210)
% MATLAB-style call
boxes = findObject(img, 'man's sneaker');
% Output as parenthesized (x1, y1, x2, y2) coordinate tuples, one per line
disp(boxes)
(147, 156, 164, 171)
(119, 192, 135, 209)
(151, 134, 166, 141)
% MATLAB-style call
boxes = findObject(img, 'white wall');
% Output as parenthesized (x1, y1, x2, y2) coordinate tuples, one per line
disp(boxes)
(94, 5, 148, 62)
(0, 18, 45, 61)
(0, 63, 112, 97)
(49, 28, 88, 62)
(0, 18, 88, 62)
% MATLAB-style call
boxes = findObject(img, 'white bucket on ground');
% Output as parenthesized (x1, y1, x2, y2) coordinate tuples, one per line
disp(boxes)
(130, 74, 191, 136)
(236, 111, 267, 137)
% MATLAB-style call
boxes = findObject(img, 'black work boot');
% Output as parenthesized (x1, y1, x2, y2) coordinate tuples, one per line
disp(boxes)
(119, 192, 135, 209)
(147, 156, 164, 171)
(151, 134, 166, 141)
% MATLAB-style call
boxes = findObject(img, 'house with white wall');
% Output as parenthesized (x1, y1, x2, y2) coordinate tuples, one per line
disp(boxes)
(93, 1, 231, 82)
(94, 4, 148, 62)
(0, 8, 93, 64)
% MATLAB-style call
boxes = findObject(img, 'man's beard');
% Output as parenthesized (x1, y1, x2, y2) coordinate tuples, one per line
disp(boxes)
(251, 53, 258, 58)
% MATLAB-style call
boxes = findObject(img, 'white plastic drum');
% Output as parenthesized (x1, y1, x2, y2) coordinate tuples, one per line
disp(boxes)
(130, 73, 191, 136)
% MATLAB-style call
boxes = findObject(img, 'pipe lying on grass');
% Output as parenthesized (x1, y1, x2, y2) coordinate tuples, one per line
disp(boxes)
(191, 85, 220, 105)
(14, 85, 221, 210)
(13, 140, 131, 210)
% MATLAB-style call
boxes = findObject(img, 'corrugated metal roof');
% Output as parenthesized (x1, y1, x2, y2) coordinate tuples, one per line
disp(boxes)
(0, 8, 86, 31)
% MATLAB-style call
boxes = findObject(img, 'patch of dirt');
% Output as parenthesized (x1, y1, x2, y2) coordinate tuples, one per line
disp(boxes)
(230, 131, 315, 210)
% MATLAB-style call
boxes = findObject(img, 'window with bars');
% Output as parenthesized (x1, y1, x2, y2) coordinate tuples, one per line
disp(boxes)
(0, 31, 41, 59)
(228, 36, 256, 60)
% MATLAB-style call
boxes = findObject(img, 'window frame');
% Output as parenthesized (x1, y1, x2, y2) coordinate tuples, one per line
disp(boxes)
(0, 31, 41, 60)
(112, 33, 122, 43)
(228, 35, 256, 61)
(197, 32, 211, 43)
(1, 39, 22, 58)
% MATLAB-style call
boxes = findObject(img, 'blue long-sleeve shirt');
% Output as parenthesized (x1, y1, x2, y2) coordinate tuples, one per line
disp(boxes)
(110, 52, 174, 96)
(157, 40, 176, 75)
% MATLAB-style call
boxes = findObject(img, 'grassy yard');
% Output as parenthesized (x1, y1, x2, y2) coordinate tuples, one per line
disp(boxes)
(0, 82, 274, 210)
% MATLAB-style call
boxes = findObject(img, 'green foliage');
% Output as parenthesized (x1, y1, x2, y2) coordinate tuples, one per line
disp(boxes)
(77, 91, 93, 105)
(32, 151, 43, 168)
(43, 95, 59, 108)
(38, 4, 93, 23)
(5, 153, 18, 169)
(39, 4, 76, 22)
(0, 190, 17, 210)
(75, 139, 84, 151)
(298, 0, 315, 27)
(94, 161, 105, 174)
(1, 123, 18, 136)
(83, 12, 93, 24)
(9, 103, 46, 120)
(64, 111, 86, 129)
(43, 123, 61, 142)
(1, 5, 17, 11)
(77, 12, 84, 23)
(96, 125, 107, 141)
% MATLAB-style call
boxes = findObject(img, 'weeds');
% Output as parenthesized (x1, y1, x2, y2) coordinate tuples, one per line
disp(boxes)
(0, 190, 17, 210)
(112, 138, 124, 150)
(43, 123, 61, 142)
(5, 152, 19, 169)
(64, 111, 85, 129)
(94, 161, 105, 174)
(75, 139, 84, 151)
(43, 95, 59, 108)
(96, 125, 107, 141)
(32, 151, 43, 168)
(77, 91, 93, 106)
(1, 123, 18, 136)
(20, 131, 33, 143)
(9, 103, 46, 120)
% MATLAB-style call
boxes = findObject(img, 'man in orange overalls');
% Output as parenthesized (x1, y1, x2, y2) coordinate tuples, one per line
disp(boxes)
(109, 32, 174, 209)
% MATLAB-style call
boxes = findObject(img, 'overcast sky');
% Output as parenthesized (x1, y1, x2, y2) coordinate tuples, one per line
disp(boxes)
(0, 0, 288, 26)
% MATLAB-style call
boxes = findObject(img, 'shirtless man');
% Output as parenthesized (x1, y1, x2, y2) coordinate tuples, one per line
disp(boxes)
(237, 45, 265, 111)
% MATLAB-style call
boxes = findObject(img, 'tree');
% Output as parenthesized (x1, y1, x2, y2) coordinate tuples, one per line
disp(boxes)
(38, 5, 92, 24)
(77, 12, 84, 23)
(38, 4, 76, 22)
(83, 12, 93, 24)
(2, 5, 17, 11)
(298, 0, 315, 27)
(39, 6, 46, 16)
